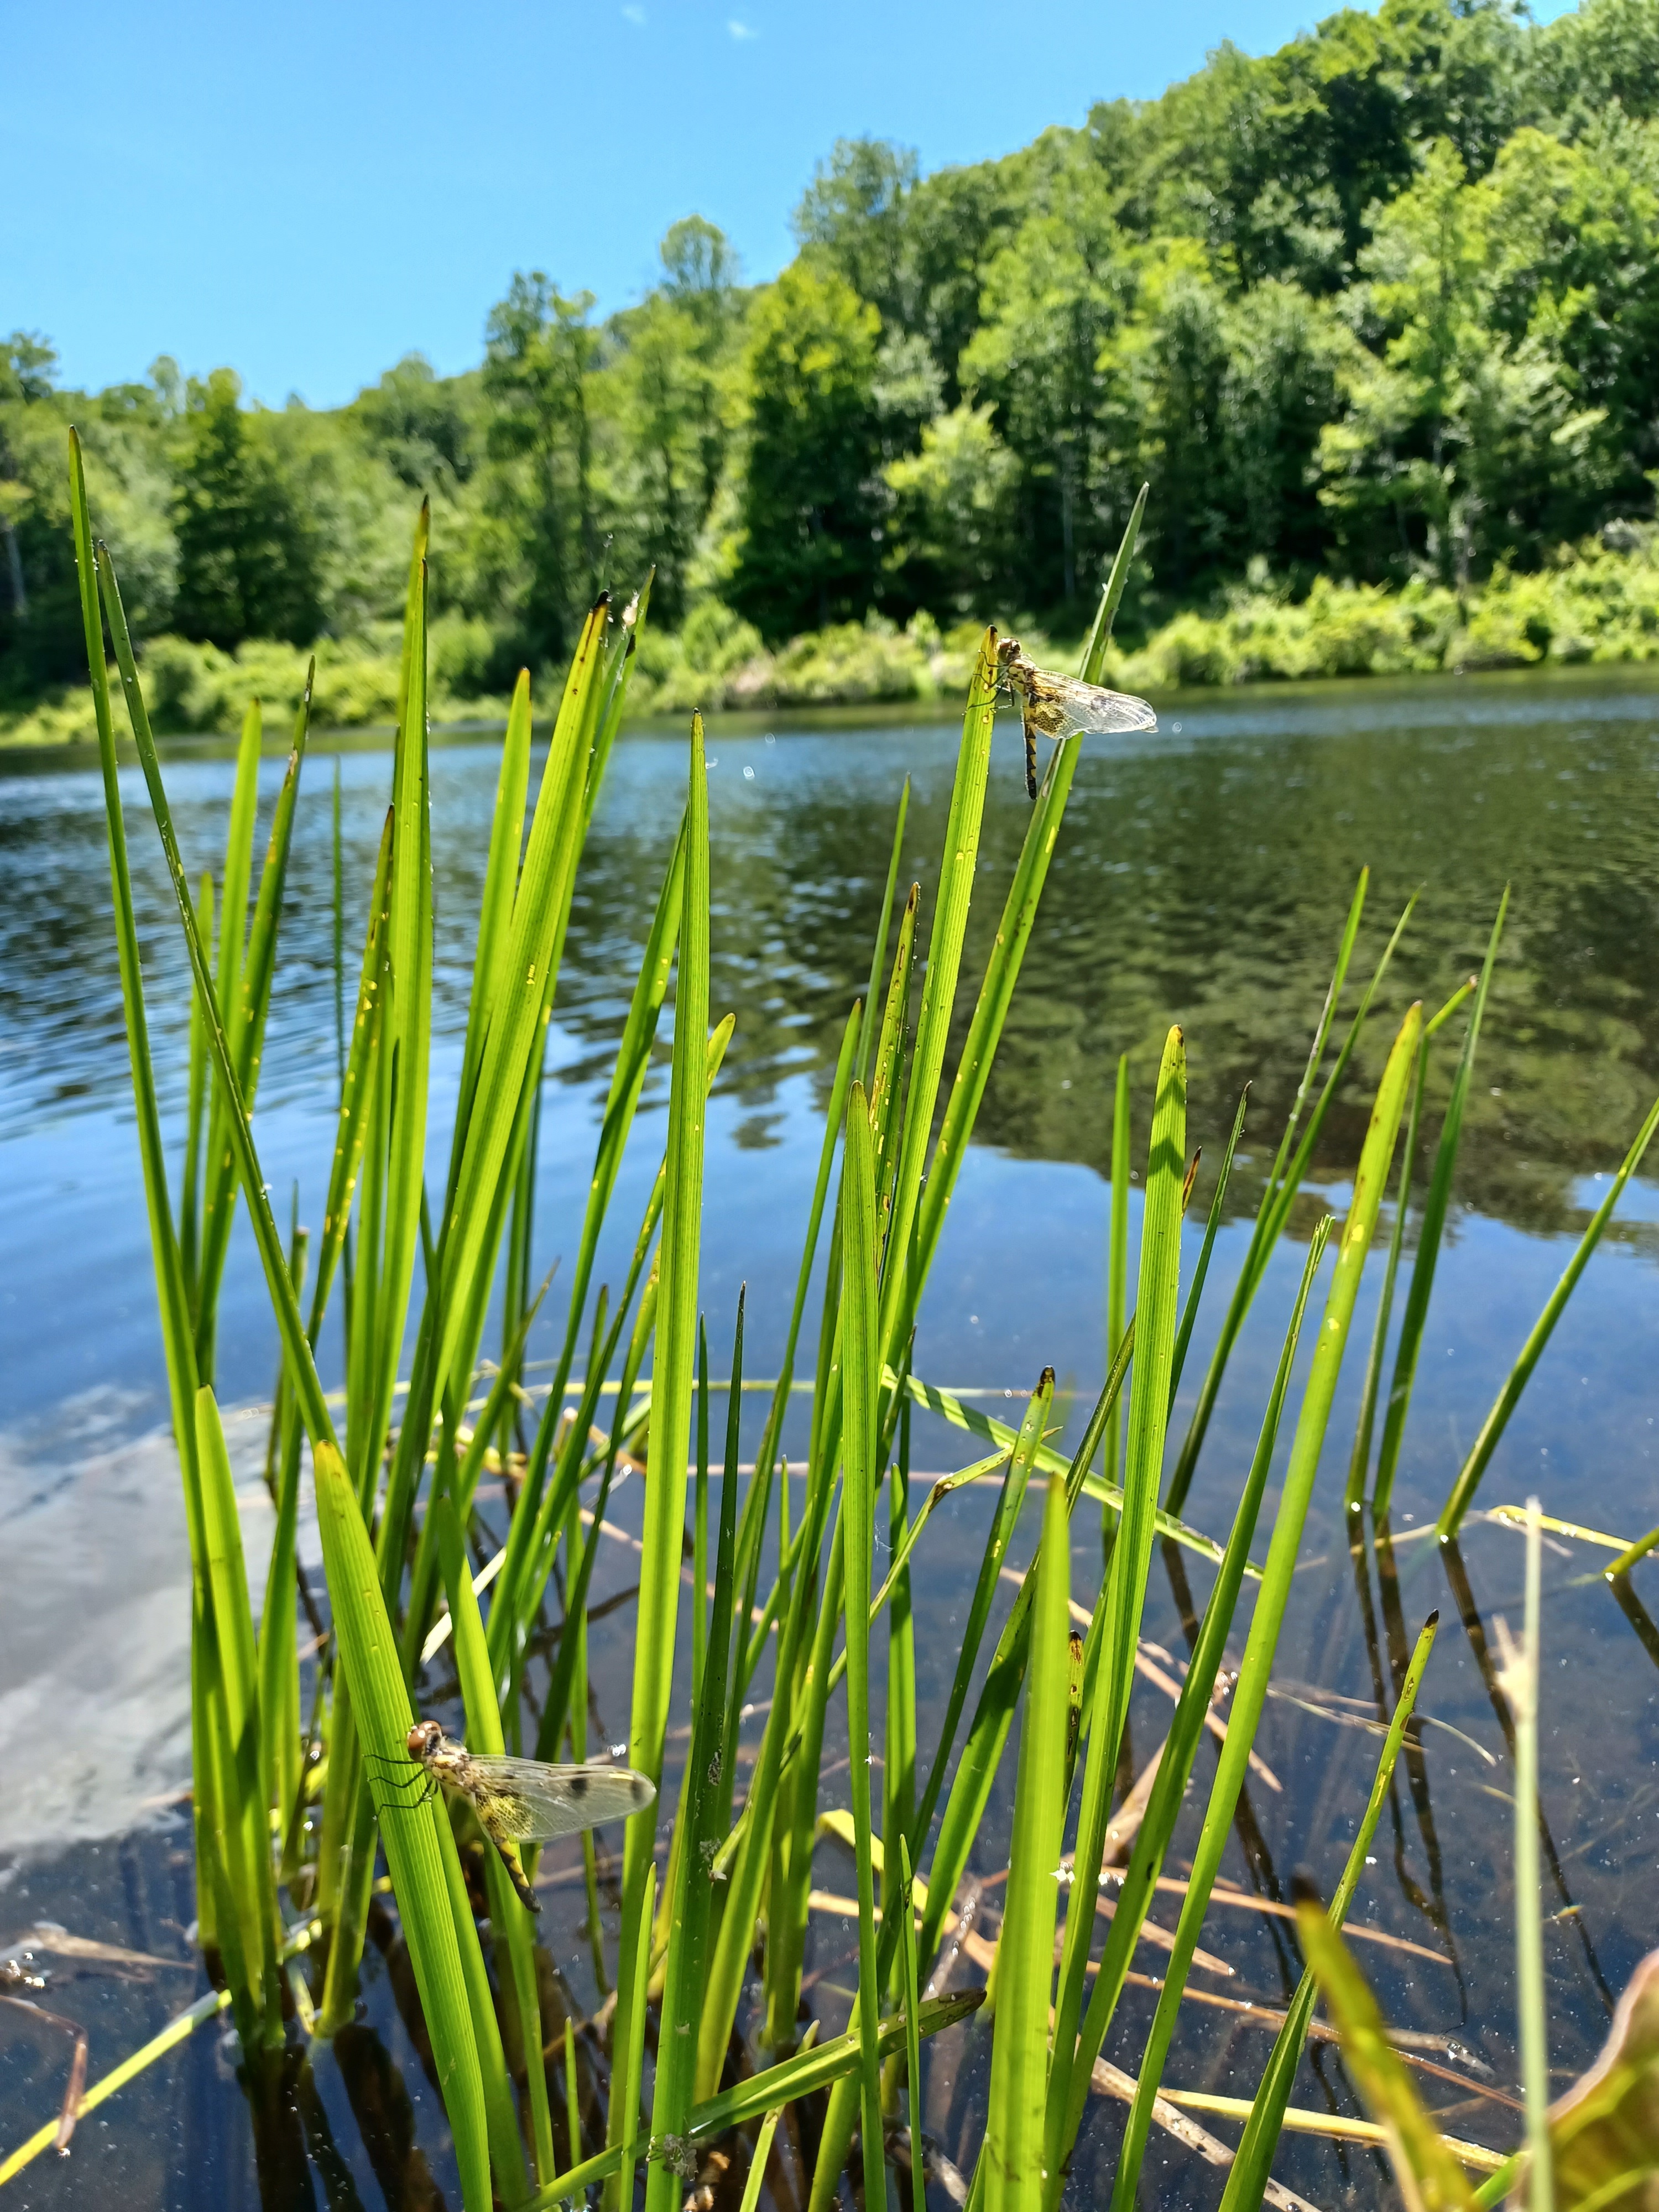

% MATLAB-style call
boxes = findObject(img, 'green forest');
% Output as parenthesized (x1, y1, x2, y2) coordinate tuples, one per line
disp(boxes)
(6, 0, 1659, 738)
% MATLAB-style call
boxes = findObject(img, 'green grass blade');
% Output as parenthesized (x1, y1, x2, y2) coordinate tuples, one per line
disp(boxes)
(912, 728, 1078, 1317)
(561, 2020, 581, 2179)
(69, 436, 216, 1929)
(1108, 999, 1423, 2212)
(900, 1369, 1233, 1571)
(1475, 2156, 1526, 2209)
(450, 669, 532, 1177)
(1047, 1029, 1185, 2163)
(647, 1291, 743, 2212)
(1447, 1088, 1659, 1547)
(701, 1521, 829, 2089)
(196, 691, 312, 1370)
(841, 1084, 888, 2198)
(583, 576, 650, 823)
(1292, 1878, 1477, 2211)
(1168, 1083, 1248, 1407)
(883, 1400, 918, 2018)
(258, 1229, 309, 1848)
(1104, 1052, 1131, 1495)
(703, 1094, 857, 2084)
(1268, 867, 1369, 1197)
(1373, 974, 1505, 1517)
(368, 525, 435, 1494)
(68, 437, 206, 1539)
(332, 755, 347, 1084)
(1348, 978, 1474, 1512)
(429, 1496, 540, 2196)
(484, 816, 687, 1652)
(611, 1858, 658, 2212)
(531, 1267, 661, 1766)
(1164, 878, 1415, 1516)
(914, 1373, 1054, 1971)
(859, 1446, 1009, 1642)
(1371, 895, 1507, 1515)
(768, 1503, 849, 2060)
(695, 1332, 711, 1694)
(196, 1386, 283, 2044)
(1047, 1219, 1331, 2210)
(1218, 1609, 1440, 2212)
(858, 778, 911, 1089)
(95, 542, 336, 1450)
(452, 1267, 552, 1527)
(88, 501, 492, 2201)
(234, 678, 312, 1112)
(91, 531, 406, 2041)
(898, 1835, 922, 2135)
(738, 2031, 817, 2212)
(984, 1467, 1071, 2212)
(312, 810, 392, 1338)
(503, 1287, 615, 1684)
(541, 807, 686, 1407)
(736, 998, 862, 1704)
(216, 695, 263, 1033)
(315, 1443, 491, 2209)
(609, 712, 711, 2187)
(180, 868, 214, 1300)
(1078, 484, 1147, 685)
(693, 1992, 987, 2155)
(436, 603, 608, 1389)
(1500, 1501, 1554, 2212)
(870, 883, 920, 1217)
(523, 1993, 987, 2212)
(879, 630, 997, 1368)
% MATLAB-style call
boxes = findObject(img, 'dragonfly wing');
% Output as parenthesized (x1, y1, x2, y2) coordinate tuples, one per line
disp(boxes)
(1047, 675, 1158, 736)
(463, 1756, 656, 1842)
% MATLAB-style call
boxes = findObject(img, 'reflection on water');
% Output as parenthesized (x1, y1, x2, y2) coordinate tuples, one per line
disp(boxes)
(2, 672, 1658, 1217)
(4, 671, 1659, 2205)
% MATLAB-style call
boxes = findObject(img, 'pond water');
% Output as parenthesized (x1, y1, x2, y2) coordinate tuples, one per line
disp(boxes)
(3, 671, 1659, 2207)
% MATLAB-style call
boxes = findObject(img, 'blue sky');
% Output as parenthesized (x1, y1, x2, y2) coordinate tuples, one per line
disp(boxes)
(8, 0, 1575, 409)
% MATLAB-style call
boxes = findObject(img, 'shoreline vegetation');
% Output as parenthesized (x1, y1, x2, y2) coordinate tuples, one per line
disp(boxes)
(6, 521, 1657, 746)
(8, 0, 1659, 749)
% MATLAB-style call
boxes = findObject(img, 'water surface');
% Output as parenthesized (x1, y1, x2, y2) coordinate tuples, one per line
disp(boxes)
(4, 673, 1659, 2206)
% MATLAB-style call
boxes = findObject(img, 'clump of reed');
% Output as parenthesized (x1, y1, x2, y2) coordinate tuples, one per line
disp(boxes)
(7, 435, 1659, 2212)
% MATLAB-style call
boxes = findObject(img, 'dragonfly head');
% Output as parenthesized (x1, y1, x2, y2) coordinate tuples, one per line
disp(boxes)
(407, 1719, 443, 1761)
(996, 635, 1022, 670)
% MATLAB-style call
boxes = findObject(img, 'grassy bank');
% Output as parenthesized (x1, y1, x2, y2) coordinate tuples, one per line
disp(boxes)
(6, 525, 1657, 747)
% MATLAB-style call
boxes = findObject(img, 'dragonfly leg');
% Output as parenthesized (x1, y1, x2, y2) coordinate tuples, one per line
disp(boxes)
(366, 1764, 430, 1797)
(375, 1778, 437, 1817)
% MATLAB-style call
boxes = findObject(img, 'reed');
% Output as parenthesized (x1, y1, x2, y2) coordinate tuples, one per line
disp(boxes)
(11, 442, 1658, 2212)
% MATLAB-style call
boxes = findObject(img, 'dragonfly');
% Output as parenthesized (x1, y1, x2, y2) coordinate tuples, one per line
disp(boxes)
(995, 636, 1157, 799)
(369, 1720, 656, 1915)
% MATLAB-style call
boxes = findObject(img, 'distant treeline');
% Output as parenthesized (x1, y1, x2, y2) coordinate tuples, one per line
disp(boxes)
(4, 0, 1658, 706)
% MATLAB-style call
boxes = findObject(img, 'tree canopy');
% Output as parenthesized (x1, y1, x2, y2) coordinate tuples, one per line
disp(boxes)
(4, 0, 1658, 695)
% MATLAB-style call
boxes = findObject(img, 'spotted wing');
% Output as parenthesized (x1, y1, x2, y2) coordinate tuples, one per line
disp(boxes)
(462, 1756, 656, 1843)
(1038, 672, 1157, 738)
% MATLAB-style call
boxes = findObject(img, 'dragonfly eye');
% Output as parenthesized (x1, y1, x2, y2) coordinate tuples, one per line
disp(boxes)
(406, 1720, 442, 1759)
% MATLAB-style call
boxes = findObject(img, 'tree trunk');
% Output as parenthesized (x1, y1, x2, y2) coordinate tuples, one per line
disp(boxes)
(1, 513, 26, 619)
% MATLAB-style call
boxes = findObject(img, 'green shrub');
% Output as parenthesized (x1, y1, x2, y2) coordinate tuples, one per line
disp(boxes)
(8, 529, 1659, 750)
